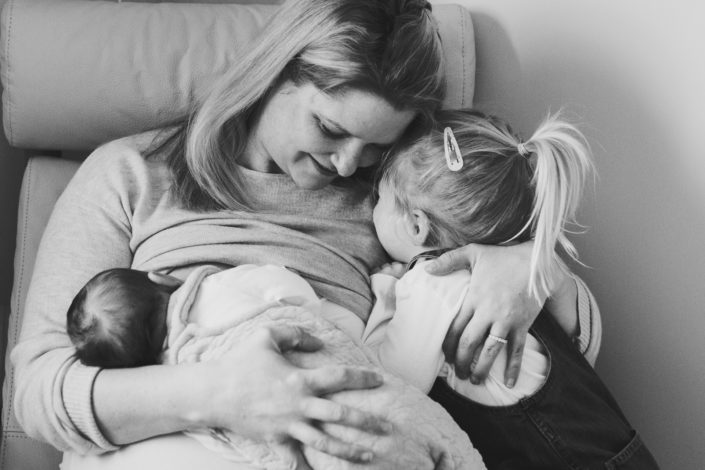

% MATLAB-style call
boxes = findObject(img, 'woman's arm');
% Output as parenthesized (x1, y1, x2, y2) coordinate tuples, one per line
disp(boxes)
(543, 268, 579, 336)
(13, 143, 388, 461)
(425, 242, 542, 387)
(12, 145, 134, 453)
(93, 325, 387, 462)
(425, 241, 599, 386)
(547, 274, 602, 365)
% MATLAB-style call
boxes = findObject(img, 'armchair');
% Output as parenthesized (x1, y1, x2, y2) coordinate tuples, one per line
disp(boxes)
(0, 1, 475, 469)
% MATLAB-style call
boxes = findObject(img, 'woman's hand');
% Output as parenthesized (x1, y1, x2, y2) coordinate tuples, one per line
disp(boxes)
(201, 324, 390, 463)
(425, 241, 545, 387)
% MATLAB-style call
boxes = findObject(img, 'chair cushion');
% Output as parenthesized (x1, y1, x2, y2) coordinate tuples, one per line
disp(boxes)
(0, 0, 475, 151)
(2, 157, 80, 470)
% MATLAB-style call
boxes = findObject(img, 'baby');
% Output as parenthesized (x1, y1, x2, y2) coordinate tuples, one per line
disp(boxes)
(67, 264, 340, 368)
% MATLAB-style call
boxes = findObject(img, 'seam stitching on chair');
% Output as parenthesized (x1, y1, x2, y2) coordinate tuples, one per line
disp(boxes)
(3, 157, 31, 449)
(460, 7, 466, 107)
(2, 0, 15, 143)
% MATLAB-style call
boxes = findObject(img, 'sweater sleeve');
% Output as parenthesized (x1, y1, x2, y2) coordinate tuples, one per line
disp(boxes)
(360, 273, 398, 348)
(572, 275, 602, 366)
(10, 141, 142, 453)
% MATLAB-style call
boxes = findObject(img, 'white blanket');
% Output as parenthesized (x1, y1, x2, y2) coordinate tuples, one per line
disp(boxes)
(171, 304, 485, 470)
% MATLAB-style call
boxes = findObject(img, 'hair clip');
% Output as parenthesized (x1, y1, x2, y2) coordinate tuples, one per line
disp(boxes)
(443, 127, 463, 171)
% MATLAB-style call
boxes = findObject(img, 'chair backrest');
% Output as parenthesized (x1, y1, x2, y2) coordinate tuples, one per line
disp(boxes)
(1, 0, 475, 152)
(0, 1, 476, 469)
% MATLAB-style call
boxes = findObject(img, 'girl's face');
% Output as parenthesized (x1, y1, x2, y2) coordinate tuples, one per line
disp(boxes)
(373, 181, 418, 263)
(242, 81, 416, 190)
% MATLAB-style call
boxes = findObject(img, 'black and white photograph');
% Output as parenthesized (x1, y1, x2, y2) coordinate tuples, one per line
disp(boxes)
(0, 1, 701, 469)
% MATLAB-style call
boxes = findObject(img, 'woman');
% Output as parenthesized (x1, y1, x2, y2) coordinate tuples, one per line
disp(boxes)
(13, 0, 569, 467)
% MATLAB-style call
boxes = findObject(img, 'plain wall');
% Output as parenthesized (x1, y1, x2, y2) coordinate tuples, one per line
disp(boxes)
(439, 0, 704, 468)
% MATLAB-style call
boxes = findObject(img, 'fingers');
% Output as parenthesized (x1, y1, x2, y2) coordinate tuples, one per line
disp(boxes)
(302, 366, 384, 395)
(299, 397, 391, 435)
(468, 329, 510, 384)
(503, 330, 527, 388)
(268, 325, 324, 353)
(442, 293, 475, 364)
(424, 245, 476, 276)
(287, 422, 374, 463)
(452, 317, 486, 380)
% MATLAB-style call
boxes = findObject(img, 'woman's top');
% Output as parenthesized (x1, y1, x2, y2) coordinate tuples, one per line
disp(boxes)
(11, 131, 388, 454)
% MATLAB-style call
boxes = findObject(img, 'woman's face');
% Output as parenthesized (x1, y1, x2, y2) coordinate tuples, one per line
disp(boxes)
(242, 81, 416, 190)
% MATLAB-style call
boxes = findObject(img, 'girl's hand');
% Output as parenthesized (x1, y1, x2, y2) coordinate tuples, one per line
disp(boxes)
(373, 262, 406, 279)
(201, 324, 390, 463)
(425, 242, 545, 387)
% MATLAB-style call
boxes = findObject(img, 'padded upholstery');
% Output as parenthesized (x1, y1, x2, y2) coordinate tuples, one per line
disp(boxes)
(0, 0, 475, 151)
(2, 157, 81, 470)
(0, 2, 476, 469)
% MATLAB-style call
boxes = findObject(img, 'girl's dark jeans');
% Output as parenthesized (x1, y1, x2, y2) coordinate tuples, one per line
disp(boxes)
(428, 310, 660, 470)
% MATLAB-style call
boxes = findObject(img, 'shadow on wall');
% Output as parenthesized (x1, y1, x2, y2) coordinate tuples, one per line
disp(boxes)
(468, 10, 705, 469)
(522, 43, 705, 470)
(468, 13, 522, 119)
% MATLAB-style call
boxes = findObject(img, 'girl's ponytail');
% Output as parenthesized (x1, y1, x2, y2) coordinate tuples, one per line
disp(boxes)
(516, 112, 594, 299)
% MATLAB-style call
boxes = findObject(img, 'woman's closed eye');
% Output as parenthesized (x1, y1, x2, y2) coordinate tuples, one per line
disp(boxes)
(314, 115, 392, 167)
(315, 116, 347, 139)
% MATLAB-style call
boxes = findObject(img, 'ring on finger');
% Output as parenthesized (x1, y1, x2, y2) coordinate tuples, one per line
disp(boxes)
(487, 334, 508, 345)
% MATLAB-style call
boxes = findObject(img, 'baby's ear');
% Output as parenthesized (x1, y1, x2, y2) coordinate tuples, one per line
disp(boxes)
(407, 209, 432, 246)
(147, 271, 183, 292)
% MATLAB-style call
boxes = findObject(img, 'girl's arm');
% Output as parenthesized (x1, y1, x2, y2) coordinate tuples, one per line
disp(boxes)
(12, 144, 387, 462)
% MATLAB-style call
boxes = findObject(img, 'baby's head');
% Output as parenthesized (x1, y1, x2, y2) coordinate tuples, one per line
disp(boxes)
(66, 268, 177, 368)
(373, 108, 593, 297)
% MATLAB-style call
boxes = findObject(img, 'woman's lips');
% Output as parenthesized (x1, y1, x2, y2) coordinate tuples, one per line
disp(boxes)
(309, 155, 337, 176)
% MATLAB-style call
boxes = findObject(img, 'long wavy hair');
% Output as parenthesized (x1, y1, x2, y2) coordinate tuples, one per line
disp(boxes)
(150, 0, 445, 211)
(379, 109, 595, 299)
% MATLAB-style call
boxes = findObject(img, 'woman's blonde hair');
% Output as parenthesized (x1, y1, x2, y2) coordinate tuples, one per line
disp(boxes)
(155, 0, 445, 211)
(379, 109, 595, 299)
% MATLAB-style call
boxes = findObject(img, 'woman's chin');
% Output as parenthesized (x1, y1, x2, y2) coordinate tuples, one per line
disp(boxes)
(293, 174, 336, 190)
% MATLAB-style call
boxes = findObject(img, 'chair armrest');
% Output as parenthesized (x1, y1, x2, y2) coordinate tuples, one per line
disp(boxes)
(1, 156, 80, 470)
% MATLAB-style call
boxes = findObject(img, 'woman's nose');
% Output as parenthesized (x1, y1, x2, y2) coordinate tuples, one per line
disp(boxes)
(331, 142, 364, 177)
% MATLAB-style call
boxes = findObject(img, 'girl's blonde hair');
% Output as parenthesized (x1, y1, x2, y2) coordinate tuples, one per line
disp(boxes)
(379, 109, 594, 299)
(154, 0, 445, 211)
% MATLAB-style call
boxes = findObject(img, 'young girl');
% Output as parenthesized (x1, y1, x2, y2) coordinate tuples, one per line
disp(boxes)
(364, 109, 659, 469)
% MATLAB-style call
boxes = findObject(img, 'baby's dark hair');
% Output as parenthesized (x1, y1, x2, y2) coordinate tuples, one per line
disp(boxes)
(379, 108, 594, 299)
(66, 268, 173, 368)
